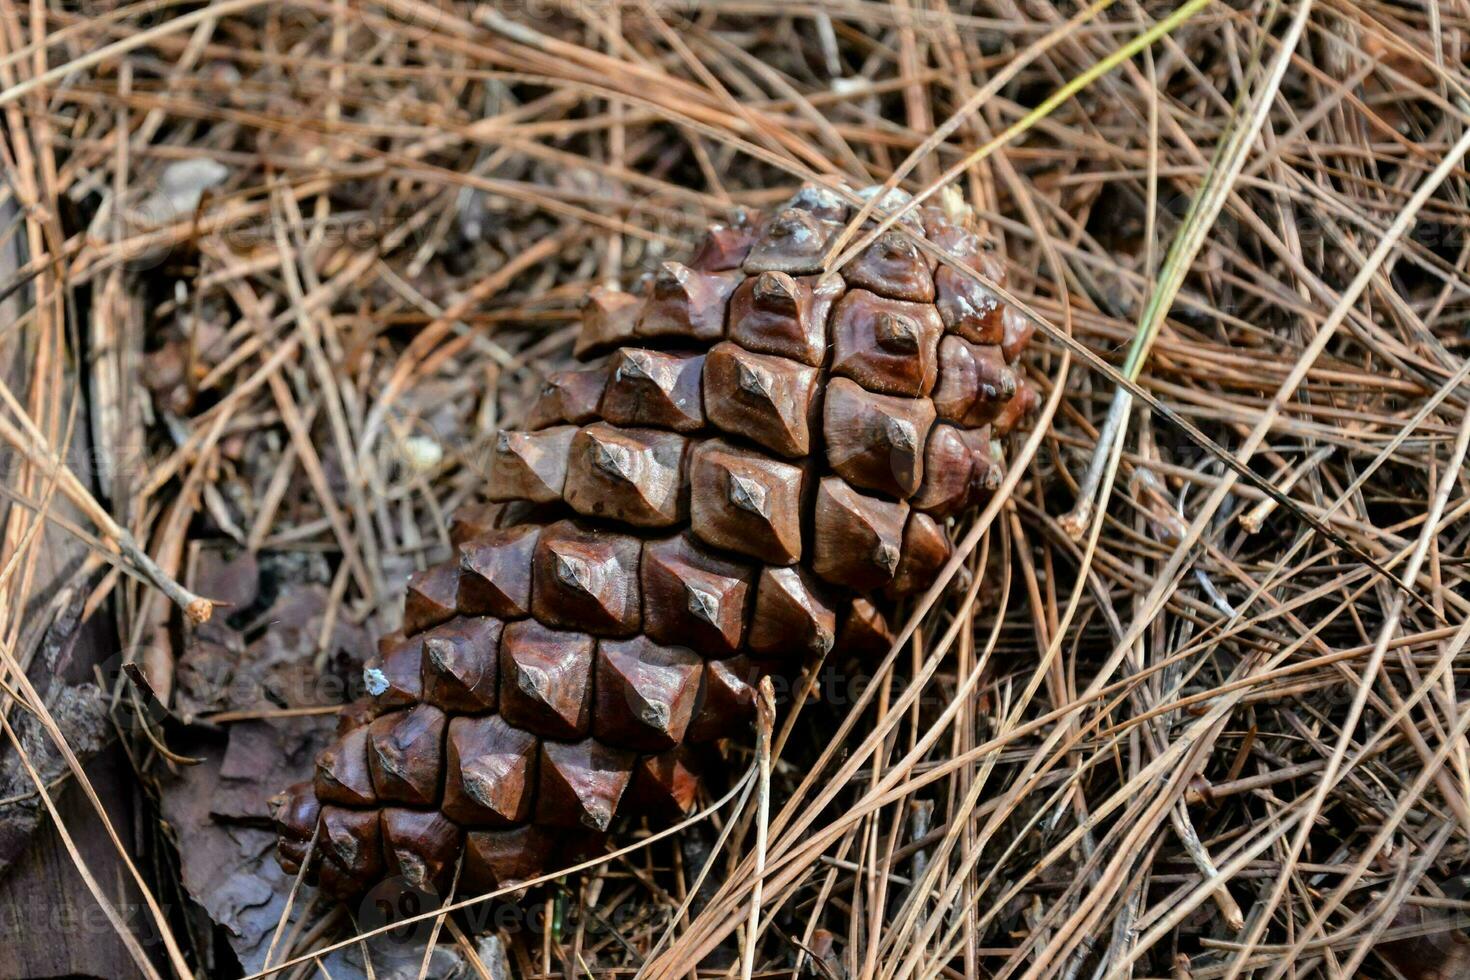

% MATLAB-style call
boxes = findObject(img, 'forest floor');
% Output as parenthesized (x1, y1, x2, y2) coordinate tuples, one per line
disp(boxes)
(0, 2, 1468, 978)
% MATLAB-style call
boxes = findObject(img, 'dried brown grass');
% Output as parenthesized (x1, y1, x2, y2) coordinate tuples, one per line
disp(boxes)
(1, 1, 1469, 977)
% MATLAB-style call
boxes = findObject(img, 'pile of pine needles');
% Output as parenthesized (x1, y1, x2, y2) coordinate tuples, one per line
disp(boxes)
(1, 1, 1469, 977)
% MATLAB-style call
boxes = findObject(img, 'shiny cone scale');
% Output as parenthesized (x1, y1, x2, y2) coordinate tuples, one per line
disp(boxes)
(274, 186, 1037, 899)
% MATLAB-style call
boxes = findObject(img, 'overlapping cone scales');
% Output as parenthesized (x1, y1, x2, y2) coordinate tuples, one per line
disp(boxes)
(275, 187, 1037, 900)
(823, 378, 934, 498)
(593, 637, 703, 750)
(367, 705, 445, 807)
(420, 617, 500, 713)
(641, 534, 751, 655)
(564, 424, 687, 528)
(443, 715, 535, 825)
(314, 726, 375, 807)
(382, 809, 461, 892)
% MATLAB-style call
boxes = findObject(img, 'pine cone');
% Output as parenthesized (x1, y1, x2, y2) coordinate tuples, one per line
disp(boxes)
(271, 185, 1038, 900)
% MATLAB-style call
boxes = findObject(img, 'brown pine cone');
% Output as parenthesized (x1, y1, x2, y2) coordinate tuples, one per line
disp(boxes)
(271, 185, 1038, 901)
